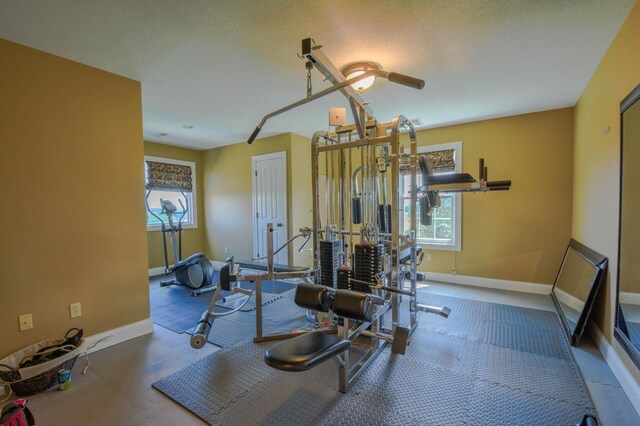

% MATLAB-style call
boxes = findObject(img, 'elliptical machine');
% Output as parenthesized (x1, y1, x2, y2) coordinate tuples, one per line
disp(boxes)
(145, 190, 214, 291)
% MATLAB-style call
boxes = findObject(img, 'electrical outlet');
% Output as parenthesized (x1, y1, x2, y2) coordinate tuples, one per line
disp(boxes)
(426, 252, 432, 261)
(70, 302, 82, 318)
(18, 314, 33, 331)
(225, 246, 229, 254)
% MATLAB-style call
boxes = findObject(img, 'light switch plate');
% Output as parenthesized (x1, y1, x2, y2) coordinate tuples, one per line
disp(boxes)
(70, 302, 82, 318)
(19, 314, 33, 331)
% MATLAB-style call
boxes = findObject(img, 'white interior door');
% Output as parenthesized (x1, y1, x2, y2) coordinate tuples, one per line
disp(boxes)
(252, 151, 287, 264)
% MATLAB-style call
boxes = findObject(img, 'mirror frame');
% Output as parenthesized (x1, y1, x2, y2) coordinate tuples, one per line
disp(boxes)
(551, 239, 607, 346)
(614, 82, 640, 369)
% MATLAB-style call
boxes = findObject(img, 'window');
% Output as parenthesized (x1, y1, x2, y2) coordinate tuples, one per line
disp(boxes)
(401, 142, 462, 251)
(144, 156, 197, 231)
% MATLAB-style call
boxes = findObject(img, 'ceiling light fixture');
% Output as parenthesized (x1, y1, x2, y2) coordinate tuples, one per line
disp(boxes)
(183, 125, 194, 129)
(341, 62, 381, 92)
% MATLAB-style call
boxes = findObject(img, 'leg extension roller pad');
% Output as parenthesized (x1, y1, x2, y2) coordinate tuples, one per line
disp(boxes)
(191, 311, 215, 349)
(294, 283, 331, 312)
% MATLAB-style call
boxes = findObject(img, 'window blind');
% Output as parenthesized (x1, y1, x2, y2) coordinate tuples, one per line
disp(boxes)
(426, 149, 455, 173)
(145, 161, 193, 192)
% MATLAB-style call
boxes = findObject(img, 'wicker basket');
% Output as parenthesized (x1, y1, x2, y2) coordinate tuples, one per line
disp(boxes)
(0, 338, 82, 397)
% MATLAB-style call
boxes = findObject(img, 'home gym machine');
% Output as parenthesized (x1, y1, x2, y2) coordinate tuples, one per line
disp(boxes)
(193, 38, 511, 393)
(145, 163, 214, 292)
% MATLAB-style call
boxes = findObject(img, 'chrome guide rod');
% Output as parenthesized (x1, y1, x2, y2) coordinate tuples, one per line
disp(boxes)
(325, 137, 330, 231)
(339, 140, 345, 264)
(348, 136, 354, 263)
(311, 132, 322, 271)
(330, 139, 335, 226)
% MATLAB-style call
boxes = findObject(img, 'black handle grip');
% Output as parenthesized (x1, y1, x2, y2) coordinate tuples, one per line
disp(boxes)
(388, 72, 425, 90)
(248, 126, 262, 144)
(487, 180, 511, 190)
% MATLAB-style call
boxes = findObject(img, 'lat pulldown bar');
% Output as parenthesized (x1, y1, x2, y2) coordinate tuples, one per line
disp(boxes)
(247, 39, 425, 144)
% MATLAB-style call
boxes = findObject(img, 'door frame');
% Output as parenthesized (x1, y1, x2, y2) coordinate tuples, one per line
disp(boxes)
(251, 151, 288, 263)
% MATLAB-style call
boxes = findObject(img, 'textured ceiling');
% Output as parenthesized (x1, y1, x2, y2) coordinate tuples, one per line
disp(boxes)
(0, 0, 635, 149)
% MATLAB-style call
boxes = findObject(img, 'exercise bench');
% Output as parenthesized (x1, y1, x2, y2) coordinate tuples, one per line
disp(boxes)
(264, 283, 409, 392)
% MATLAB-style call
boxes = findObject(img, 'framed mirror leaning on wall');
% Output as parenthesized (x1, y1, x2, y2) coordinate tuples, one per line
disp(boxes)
(615, 82, 640, 368)
(551, 239, 607, 346)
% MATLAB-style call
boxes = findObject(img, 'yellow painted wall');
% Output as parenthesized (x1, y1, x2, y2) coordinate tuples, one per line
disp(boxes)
(414, 108, 574, 284)
(144, 142, 207, 269)
(290, 133, 313, 267)
(0, 39, 149, 356)
(573, 0, 640, 381)
(203, 133, 292, 263)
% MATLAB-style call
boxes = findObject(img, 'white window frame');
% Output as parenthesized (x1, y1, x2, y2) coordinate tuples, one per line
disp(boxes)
(144, 155, 198, 232)
(403, 142, 462, 251)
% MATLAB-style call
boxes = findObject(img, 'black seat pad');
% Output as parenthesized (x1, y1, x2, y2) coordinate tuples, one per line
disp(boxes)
(237, 260, 309, 273)
(424, 173, 475, 185)
(264, 332, 350, 372)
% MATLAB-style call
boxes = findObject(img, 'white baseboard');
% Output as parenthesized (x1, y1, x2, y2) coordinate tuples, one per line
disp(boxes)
(588, 322, 640, 416)
(148, 266, 169, 277)
(424, 271, 552, 295)
(621, 292, 640, 306)
(554, 287, 584, 312)
(81, 318, 154, 354)
(151, 259, 222, 276)
(150, 260, 226, 276)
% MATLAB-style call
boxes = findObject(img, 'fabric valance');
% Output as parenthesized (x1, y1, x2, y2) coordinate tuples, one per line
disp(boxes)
(426, 149, 455, 173)
(145, 161, 193, 192)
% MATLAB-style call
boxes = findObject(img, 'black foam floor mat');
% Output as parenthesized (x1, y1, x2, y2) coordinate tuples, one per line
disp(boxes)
(153, 294, 596, 425)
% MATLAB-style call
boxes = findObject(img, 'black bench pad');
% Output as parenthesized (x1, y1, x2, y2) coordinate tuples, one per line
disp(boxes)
(237, 260, 310, 273)
(264, 332, 350, 372)
(424, 173, 475, 185)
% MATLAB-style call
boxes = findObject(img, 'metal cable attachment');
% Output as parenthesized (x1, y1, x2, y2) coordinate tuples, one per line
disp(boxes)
(306, 61, 314, 97)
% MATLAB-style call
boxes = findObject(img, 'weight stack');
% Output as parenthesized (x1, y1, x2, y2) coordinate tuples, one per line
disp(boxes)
(337, 266, 352, 291)
(320, 239, 341, 287)
(354, 242, 384, 293)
